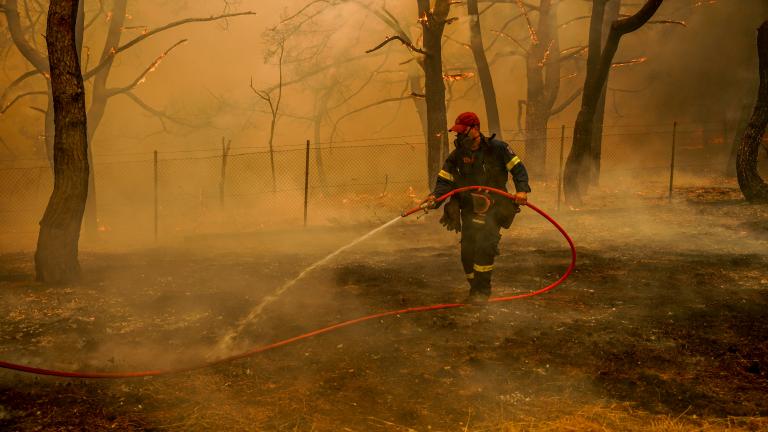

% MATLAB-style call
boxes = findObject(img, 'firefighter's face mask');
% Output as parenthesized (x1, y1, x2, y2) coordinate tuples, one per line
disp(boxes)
(456, 127, 476, 151)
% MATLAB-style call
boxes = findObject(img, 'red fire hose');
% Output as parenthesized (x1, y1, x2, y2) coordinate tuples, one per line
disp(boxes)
(0, 186, 575, 379)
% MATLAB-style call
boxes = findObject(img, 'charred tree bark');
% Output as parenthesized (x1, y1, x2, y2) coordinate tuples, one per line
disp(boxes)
(524, 0, 560, 178)
(467, 0, 502, 139)
(418, 0, 451, 182)
(737, 21, 768, 202)
(563, 0, 663, 206)
(35, 0, 89, 283)
(589, 0, 621, 186)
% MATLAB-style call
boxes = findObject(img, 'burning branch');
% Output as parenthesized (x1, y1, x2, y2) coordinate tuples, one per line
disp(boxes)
(516, 0, 538, 44)
(107, 39, 188, 96)
(490, 30, 529, 54)
(83, 10, 258, 80)
(647, 19, 687, 27)
(365, 35, 428, 55)
(443, 72, 475, 81)
(611, 56, 648, 68)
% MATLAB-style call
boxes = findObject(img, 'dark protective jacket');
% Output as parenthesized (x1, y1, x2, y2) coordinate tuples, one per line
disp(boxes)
(431, 134, 531, 208)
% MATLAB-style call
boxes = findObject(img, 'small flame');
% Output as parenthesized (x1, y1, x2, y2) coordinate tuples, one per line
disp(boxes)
(443, 72, 475, 82)
(611, 56, 647, 68)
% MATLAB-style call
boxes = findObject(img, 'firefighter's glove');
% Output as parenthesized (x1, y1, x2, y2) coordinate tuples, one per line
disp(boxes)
(495, 198, 521, 229)
(420, 194, 438, 210)
(440, 197, 462, 233)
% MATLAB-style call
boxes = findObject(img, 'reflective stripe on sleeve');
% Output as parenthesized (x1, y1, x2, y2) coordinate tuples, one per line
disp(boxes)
(466, 273, 475, 280)
(438, 169, 455, 182)
(473, 264, 494, 273)
(506, 156, 521, 171)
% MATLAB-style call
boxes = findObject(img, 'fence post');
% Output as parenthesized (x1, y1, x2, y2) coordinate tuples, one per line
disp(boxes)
(669, 121, 677, 202)
(153, 150, 158, 242)
(557, 125, 565, 211)
(304, 139, 310, 227)
(219, 137, 230, 207)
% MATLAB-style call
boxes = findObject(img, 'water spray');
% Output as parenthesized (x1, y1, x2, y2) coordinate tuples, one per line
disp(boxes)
(0, 186, 575, 378)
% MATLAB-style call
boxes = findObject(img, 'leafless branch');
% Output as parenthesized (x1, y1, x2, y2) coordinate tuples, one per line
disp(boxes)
(559, 15, 590, 29)
(486, 12, 524, 51)
(550, 88, 583, 115)
(330, 95, 416, 144)
(490, 30, 529, 54)
(0, 69, 42, 104)
(0, 90, 46, 113)
(559, 45, 588, 62)
(647, 19, 687, 27)
(107, 39, 188, 96)
(611, 56, 647, 68)
(366, 35, 428, 55)
(516, 0, 538, 45)
(83, 11, 258, 80)
(120, 91, 197, 129)
(84, 0, 105, 30)
(277, 0, 332, 26)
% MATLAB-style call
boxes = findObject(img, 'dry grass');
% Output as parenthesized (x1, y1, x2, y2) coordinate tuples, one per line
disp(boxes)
(486, 403, 768, 432)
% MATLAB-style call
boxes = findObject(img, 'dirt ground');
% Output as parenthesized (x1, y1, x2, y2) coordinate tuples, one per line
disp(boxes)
(1, 180, 767, 431)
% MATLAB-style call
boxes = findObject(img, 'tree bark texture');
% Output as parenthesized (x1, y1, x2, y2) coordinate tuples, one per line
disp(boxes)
(35, 0, 89, 283)
(737, 21, 768, 202)
(589, 0, 621, 186)
(467, 0, 502, 139)
(563, 0, 663, 206)
(418, 0, 450, 183)
(524, 0, 560, 178)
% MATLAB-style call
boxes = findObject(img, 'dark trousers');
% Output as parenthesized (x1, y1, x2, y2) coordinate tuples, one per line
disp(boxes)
(460, 208, 502, 296)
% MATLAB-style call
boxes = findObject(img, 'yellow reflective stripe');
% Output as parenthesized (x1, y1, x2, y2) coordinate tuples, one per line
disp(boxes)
(473, 264, 494, 273)
(506, 156, 521, 170)
(438, 169, 455, 182)
(466, 273, 475, 280)
(472, 218, 485, 224)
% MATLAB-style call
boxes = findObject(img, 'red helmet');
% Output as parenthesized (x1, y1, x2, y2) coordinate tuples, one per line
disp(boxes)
(449, 112, 480, 134)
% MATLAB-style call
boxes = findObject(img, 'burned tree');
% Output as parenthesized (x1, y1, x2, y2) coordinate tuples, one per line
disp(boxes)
(589, 0, 621, 185)
(419, 0, 452, 181)
(365, 1, 456, 182)
(492, 1, 584, 178)
(2, 1, 257, 236)
(467, 0, 501, 138)
(737, 21, 768, 202)
(35, 0, 89, 283)
(563, 0, 663, 206)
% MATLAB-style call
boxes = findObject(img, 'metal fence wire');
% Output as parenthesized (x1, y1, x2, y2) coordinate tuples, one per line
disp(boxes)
(0, 122, 758, 242)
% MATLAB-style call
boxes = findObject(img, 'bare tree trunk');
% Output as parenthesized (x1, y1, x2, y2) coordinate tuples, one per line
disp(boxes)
(83, 0, 128, 238)
(737, 21, 768, 202)
(418, 0, 451, 183)
(408, 65, 429, 142)
(35, 0, 89, 283)
(524, 0, 560, 178)
(564, 0, 663, 206)
(589, 0, 621, 186)
(467, 0, 501, 139)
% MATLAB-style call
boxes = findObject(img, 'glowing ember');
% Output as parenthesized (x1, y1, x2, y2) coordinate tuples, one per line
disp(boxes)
(443, 72, 475, 82)
(611, 57, 648, 68)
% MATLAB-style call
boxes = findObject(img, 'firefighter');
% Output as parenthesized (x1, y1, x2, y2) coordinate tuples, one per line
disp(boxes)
(423, 112, 531, 304)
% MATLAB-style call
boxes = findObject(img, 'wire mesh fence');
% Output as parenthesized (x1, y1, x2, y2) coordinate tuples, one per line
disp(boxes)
(0, 121, 758, 246)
